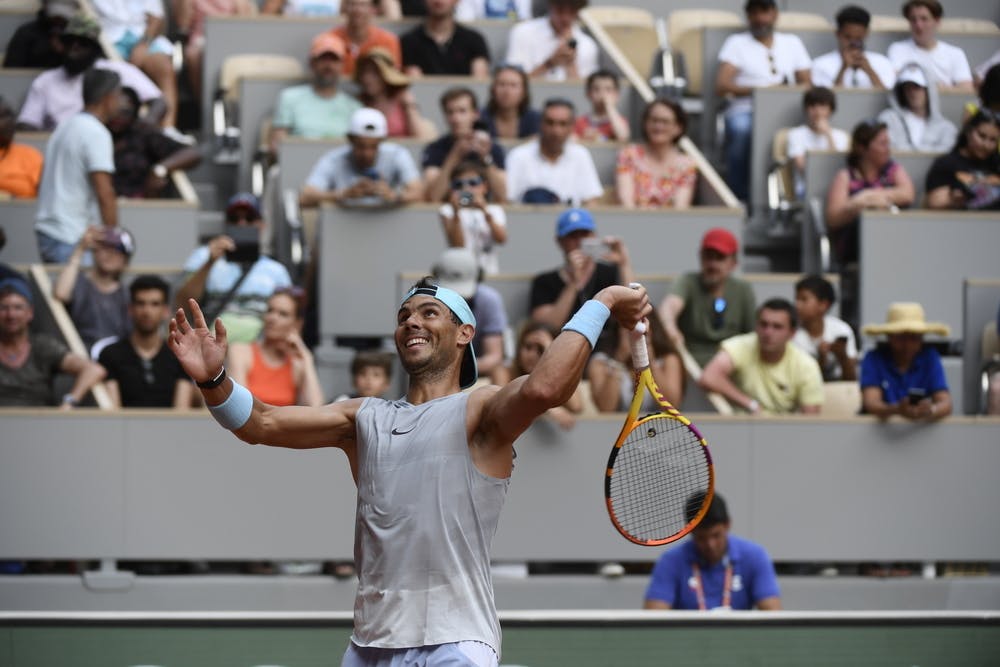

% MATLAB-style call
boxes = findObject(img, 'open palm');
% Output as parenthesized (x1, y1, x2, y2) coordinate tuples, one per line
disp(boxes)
(167, 299, 228, 383)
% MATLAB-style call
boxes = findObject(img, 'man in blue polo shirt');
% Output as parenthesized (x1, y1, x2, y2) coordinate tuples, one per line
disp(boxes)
(860, 302, 952, 420)
(643, 492, 781, 611)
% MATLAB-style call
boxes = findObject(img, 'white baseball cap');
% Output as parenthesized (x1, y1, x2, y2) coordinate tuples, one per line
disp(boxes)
(349, 107, 388, 139)
(898, 64, 928, 88)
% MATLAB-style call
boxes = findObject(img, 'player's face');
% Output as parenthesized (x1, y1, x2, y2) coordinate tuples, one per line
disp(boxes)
(0, 293, 33, 336)
(129, 288, 168, 336)
(755, 307, 794, 355)
(691, 521, 729, 566)
(906, 6, 938, 45)
(395, 296, 466, 379)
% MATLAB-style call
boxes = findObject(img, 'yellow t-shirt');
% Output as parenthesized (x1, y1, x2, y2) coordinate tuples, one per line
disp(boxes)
(721, 333, 824, 414)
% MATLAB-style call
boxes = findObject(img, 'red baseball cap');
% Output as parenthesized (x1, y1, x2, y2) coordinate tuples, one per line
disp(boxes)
(701, 228, 738, 256)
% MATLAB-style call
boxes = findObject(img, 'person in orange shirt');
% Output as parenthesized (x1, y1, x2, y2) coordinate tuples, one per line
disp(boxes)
(0, 99, 43, 198)
(330, 0, 401, 76)
(227, 287, 325, 407)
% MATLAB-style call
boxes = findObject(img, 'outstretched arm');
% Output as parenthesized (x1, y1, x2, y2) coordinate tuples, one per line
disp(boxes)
(167, 299, 358, 451)
(471, 285, 651, 452)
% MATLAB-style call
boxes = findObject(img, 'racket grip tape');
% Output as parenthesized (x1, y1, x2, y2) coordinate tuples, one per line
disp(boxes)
(628, 282, 650, 368)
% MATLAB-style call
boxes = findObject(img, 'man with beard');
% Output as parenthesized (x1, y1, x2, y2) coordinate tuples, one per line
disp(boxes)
(715, 0, 811, 203)
(98, 274, 193, 408)
(34, 68, 122, 263)
(166, 276, 650, 665)
(108, 87, 201, 198)
(3, 0, 78, 70)
(657, 228, 755, 369)
(400, 0, 491, 78)
(16, 13, 165, 132)
(268, 33, 362, 156)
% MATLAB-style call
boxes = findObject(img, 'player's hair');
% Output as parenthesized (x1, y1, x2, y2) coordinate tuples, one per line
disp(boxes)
(803, 86, 837, 112)
(835, 5, 871, 29)
(351, 350, 394, 379)
(440, 86, 478, 112)
(758, 297, 798, 329)
(129, 274, 170, 303)
(902, 0, 942, 20)
(585, 69, 619, 92)
(686, 491, 729, 527)
(795, 274, 837, 306)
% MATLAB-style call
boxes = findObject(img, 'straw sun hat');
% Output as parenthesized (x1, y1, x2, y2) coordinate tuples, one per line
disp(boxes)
(862, 302, 950, 337)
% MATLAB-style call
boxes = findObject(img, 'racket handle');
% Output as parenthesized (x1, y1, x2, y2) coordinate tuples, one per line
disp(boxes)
(628, 282, 650, 369)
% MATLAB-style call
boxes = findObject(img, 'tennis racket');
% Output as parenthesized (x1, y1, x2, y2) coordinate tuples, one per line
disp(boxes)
(605, 315, 715, 546)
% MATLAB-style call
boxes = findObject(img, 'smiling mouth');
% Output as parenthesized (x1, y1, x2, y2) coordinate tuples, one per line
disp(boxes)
(405, 337, 429, 348)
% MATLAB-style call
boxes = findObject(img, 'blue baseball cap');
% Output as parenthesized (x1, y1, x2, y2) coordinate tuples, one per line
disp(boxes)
(556, 207, 596, 238)
(400, 283, 478, 389)
(0, 277, 33, 305)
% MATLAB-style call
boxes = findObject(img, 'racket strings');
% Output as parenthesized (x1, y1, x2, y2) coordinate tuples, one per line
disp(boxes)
(608, 416, 711, 543)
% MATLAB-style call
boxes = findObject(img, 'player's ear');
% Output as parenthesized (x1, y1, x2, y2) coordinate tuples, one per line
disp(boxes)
(457, 322, 474, 345)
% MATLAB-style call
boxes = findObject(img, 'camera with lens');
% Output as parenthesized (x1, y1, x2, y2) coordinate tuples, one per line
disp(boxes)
(458, 191, 474, 207)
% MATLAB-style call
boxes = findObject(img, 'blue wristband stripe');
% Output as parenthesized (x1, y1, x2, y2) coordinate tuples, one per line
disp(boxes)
(562, 300, 611, 349)
(208, 380, 254, 431)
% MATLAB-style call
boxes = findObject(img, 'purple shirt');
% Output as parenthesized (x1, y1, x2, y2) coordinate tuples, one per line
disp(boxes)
(645, 533, 780, 610)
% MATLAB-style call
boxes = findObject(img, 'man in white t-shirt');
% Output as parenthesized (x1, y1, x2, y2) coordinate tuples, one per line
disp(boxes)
(785, 87, 849, 198)
(505, 99, 603, 206)
(792, 275, 857, 382)
(716, 0, 812, 203)
(504, 0, 598, 82)
(811, 5, 896, 90)
(887, 0, 973, 92)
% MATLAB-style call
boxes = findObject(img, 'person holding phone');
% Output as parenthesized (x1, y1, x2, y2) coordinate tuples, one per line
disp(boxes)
(504, 0, 598, 81)
(810, 6, 895, 91)
(924, 110, 1000, 211)
(174, 193, 292, 344)
(792, 275, 857, 381)
(859, 302, 952, 421)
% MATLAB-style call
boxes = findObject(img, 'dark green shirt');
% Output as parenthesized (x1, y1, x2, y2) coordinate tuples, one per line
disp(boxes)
(672, 272, 756, 367)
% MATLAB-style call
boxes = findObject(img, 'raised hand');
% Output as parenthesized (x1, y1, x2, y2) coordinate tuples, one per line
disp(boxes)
(167, 299, 228, 383)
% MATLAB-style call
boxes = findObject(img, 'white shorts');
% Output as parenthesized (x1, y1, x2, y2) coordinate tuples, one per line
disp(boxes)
(341, 640, 498, 667)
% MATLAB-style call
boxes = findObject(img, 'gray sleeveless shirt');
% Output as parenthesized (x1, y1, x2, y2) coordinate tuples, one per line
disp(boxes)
(351, 392, 509, 656)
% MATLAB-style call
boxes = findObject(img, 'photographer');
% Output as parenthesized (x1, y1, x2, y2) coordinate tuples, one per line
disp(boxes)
(529, 207, 633, 357)
(438, 160, 507, 276)
(174, 193, 292, 344)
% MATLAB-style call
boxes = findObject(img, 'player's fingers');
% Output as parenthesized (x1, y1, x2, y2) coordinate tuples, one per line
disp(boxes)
(189, 299, 208, 329)
(215, 316, 228, 344)
(174, 308, 190, 334)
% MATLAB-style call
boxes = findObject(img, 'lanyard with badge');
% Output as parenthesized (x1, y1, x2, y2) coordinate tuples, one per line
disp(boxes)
(691, 558, 733, 610)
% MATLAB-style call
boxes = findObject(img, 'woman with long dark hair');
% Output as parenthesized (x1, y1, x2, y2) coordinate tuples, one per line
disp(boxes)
(925, 110, 1000, 210)
(478, 64, 541, 139)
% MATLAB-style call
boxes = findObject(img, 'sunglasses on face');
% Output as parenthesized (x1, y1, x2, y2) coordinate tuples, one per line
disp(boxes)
(452, 177, 483, 189)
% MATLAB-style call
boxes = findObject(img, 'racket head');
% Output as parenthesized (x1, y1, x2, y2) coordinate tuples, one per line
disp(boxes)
(605, 368, 715, 546)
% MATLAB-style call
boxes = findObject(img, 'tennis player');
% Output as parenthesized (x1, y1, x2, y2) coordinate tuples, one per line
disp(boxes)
(168, 277, 650, 667)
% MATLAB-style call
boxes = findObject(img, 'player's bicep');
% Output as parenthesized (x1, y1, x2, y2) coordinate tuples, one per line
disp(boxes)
(236, 399, 361, 450)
